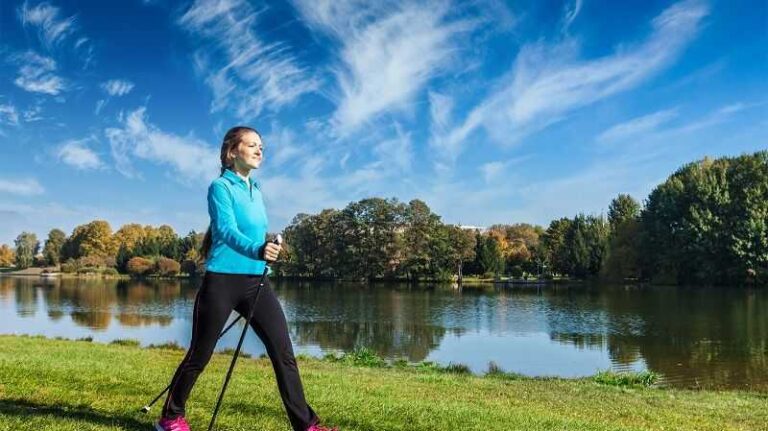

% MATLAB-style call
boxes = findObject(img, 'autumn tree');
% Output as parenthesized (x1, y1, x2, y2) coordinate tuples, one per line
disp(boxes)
(0, 244, 15, 267)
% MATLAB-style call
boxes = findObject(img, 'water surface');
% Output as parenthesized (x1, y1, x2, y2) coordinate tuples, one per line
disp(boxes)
(1, 276, 764, 390)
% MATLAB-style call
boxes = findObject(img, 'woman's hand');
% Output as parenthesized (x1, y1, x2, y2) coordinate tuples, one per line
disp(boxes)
(262, 242, 283, 262)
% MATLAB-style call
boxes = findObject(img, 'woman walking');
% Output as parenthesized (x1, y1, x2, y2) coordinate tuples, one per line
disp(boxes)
(156, 126, 336, 431)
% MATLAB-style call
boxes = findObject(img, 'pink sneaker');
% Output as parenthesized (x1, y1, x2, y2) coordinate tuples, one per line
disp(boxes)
(155, 416, 191, 431)
(307, 425, 338, 431)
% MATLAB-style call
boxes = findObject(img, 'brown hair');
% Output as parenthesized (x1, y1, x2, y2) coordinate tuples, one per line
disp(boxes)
(200, 126, 261, 261)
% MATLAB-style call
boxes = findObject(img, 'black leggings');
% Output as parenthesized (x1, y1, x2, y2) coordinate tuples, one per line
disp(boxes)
(162, 272, 318, 431)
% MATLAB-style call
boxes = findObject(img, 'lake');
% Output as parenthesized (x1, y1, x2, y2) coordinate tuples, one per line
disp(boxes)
(1, 276, 765, 390)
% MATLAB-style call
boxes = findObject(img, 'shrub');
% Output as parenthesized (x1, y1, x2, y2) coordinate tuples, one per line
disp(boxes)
(443, 362, 472, 375)
(126, 257, 153, 276)
(593, 370, 660, 388)
(217, 348, 252, 358)
(181, 259, 201, 276)
(156, 257, 181, 276)
(101, 267, 119, 276)
(78, 255, 104, 268)
(341, 346, 386, 367)
(77, 267, 98, 274)
(60, 259, 78, 273)
(147, 341, 184, 351)
(110, 339, 141, 347)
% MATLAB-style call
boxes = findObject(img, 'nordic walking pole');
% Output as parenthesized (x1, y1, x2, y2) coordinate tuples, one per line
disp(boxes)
(207, 234, 282, 431)
(140, 314, 244, 413)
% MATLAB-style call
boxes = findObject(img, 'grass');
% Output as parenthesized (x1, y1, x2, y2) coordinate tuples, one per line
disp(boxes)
(0, 335, 765, 431)
(593, 370, 661, 388)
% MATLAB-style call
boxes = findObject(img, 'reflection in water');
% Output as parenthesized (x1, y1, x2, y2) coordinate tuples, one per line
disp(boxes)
(0, 276, 766, 390)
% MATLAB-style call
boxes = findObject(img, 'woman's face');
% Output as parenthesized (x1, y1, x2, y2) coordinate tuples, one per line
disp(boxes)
(231, 131, 264, 171)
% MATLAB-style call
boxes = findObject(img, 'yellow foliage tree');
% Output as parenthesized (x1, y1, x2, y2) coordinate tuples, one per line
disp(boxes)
(113, 223, 146, 254)
(0, 244, 15, 267)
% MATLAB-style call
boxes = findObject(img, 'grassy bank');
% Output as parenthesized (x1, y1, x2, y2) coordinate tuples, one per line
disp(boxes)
(0, 335, 764, 431)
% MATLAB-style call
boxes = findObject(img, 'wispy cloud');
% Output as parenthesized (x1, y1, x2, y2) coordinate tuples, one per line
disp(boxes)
(434, 0, 709, 160)
(101, 79, 135, 96)
(56, 138, 102, 170)
(294, 0, 474, 136)
(18, 1, 77, 49)
(480, 156, 529, 183)
(597, 108, 679, 143)
(372, 124, 413, 173)
(12, 51, 66, 95)
(0, 178, 45, 195)
(599, 102, 757, 145)
(105, 107, 219, 182)
(560, 0, 582, 34)
(0, 104, 20, 126)
(178, 0, 318, 119)
(22, 105, 43, 122)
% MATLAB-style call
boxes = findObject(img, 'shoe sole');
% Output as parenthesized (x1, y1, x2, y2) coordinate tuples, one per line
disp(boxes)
(154, 423, 165, 431)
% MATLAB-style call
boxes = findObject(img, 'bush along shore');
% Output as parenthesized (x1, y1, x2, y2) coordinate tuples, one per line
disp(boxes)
(0, 335, 764, 431)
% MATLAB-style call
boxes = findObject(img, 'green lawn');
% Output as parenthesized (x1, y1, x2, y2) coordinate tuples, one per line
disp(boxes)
(0, 335, 764, 431)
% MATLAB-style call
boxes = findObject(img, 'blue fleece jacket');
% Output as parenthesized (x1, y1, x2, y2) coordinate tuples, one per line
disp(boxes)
(205, 169, 268, 275)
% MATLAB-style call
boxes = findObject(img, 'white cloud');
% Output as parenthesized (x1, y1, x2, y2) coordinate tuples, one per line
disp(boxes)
(0, 178, 45, 195)
(105, 107, 219, 182)
(94, 99, 106, 115)
(22, 105, 43, 122)
(178, 0, 318, 119)
(262, 126, 303, 168)
(480, 161, 505, 183)
(12, 51, 66, 95)
(372, 124, 412, 173)
(56, 139, 102, 170)
(480, 156, 530, 183)
(597, 108, 679, 143)
(101, 80, 135, 96)
(434, 0, 709, 160)
(561, 0, 582, 34)
(18, 1, 77, 48)
(0, 104, 20, 126)
(294, 0, 474, 135)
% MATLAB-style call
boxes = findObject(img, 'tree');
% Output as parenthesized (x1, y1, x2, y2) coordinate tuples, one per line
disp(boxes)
(113, 224, 146, 255)
(602, 195, 642, 281)
(0, 244, 15, 267)
(542, 218, 572, 276)
(443, 225, 477, 282)
(402, 199, 442, 279)
(602, 218, 641, 281)
(180, 230, 204, 262)
(476, 234, 504, 277)
(608, 194, 641, 231)
(156, 225, 181, 260)
(64, 220, 116, 259)
(14, 232, 39, 269)
(641, 151, 768, 285)
(42, 229, 66, 266)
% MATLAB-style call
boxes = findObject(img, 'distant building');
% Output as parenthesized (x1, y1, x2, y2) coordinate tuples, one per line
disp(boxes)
(458, 225, 487, 233)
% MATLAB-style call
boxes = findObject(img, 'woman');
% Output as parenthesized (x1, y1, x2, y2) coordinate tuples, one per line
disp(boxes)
(156, 126, 336, 431)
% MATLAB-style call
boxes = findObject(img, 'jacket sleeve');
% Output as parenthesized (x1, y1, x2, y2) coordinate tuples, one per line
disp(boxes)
(208, 181, 263, 259)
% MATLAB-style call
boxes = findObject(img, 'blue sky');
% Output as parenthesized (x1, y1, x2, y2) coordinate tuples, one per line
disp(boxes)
(0, 0, 766, 245)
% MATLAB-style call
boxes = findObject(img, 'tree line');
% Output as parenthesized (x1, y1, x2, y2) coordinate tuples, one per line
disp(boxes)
(1, 151, 765, 286)
(2, 222, 204, 277)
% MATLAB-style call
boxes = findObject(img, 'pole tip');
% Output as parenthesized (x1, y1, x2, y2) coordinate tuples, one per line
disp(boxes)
(141, 406, 151, 414)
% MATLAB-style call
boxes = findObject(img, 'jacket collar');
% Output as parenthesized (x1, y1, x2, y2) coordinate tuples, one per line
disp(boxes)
(222, 168, 259, 189)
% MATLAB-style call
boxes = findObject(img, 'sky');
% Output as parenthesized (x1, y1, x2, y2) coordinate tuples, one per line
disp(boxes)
(0, 0, 766, 245)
